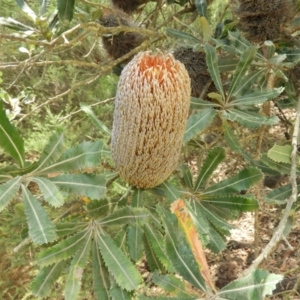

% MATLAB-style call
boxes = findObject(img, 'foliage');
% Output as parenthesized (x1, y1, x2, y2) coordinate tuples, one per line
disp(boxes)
(1, 0, 300, 299)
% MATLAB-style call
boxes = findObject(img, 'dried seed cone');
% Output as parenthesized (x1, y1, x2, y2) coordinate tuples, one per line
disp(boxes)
(111, 51, 191, 188)
(231, 0, 294, 43)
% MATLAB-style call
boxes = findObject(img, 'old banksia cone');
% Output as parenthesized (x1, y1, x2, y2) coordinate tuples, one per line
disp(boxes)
(111, 51, 191, 188)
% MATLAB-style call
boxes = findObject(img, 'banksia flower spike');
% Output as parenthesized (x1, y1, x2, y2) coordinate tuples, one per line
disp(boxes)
(111, 51, 191, 189)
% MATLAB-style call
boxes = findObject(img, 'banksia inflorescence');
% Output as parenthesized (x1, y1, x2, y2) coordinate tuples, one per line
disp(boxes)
(99, 13, 144, 59)
(231, 0, 295, 43)
(173, 47, 214, 98)
(111, 51, 191, 188)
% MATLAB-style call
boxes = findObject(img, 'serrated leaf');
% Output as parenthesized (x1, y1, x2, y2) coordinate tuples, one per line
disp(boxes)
(81, 104, 111, 136)
(180, 164, 193, 189)
(157, 205, 207, 292)
(98, 206, 149, 226)
(34, 131, 65, 174)
(0, 17, 35, 31)
(194, 147, 225, 191)
(32, 177, 64, 207)
(227, 31, 252, 54)
(31, 260, 68, 298)
(37, 229, 89, 266)
(57, 0, 75, 21)
(152, 272, 195, 298)
(184, 108, 217, 142)
(218, 57, 240, 72)
(201, 195, 258, 211)
(127, 225, 144, 261)
(265, 183, 297, 205)
(204, 44, 225, 100)
(229, 88, 284, 107)
(144, 223, 174, 272)
(34, 140, 104, 176)
(64, 231, 92, 300)
(190, 97, 220, 110)
(50, 174, 106, 200)
(260, 154, 294, 175)
(158, 181, 181, 202)
(0, 101, 25, 167)
(267, 144, 291, 164)
(22, 185, 57, 245)
(218, 269, 283, 299)
(222, 109, 279, 129)
(15, 0, 37, 21)
(56, 222, 88, 238)
(86, 198, 111, 219)
(132, 188, 144, 207)
(97, 231, 142, 291)
(0, 176, 22, 212)
(143, 233, 165, 272)
(166, 28, 200, 43)
(110, 284, 132, 300)
(203, 167, 263, 195)
(227, 46, 257, 99)
(92, 240, 110, 300)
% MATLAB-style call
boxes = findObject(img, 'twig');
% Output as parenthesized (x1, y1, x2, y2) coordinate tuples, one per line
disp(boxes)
(242, 96, 300, 276)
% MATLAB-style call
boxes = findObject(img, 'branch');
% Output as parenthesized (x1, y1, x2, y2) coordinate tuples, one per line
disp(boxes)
(242, 97, 300, 276)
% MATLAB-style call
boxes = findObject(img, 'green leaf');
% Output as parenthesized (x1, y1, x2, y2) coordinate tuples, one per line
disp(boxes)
(265, 183, 296, 205)
(222, 109, 279, 129)
(143, 232, 165, 272)
(64, 232, 92, 300)
(227, 31, 252, 55)
(229, 88, 284, 107)
(267, 144, 291, 164)
(57, 0, 75, 21)
(99, 206, 149, 227)
(152, 272, 195, 298)
(37, 229, 89, 266)
(92, 240, 110, 300)
(132, 188, 144, 207)
(158, 181, 181, 202)
(81, 104, 111, 136)
(32, 177, 64, 207)
(190, 97, 220, 110)
(110, 284, 132, 300)
(260, 154, 293, 175)
(203, 167, 263, 195)
(34, 140, 104, 176)
(0, 176, 22, 212)
(86, 198, 112, 219)
(31, 260, 68, 298)
(127, 225, 144, 261)
(34, 131, 65, 174)
(22, 185, 57, 244)
(184, 108, 217, 142)
(194, 147, 226, 191)
(218, 269, 283, 299)
(0, 17, 35, 31)
(0, 101, 25, 167)
(227, 46, 257, 99)
(204, 44, 225, 100)
(56, 222, 88, 238)
(15, 0, 37, 21)
(96, 231, 142, 291)
(50, 174, 106, 200)
(157, 205, 207, 292)
(144, 223, 174, 272)
(166, 28, 200, 43)
(180, 164, 193, 189)
(201, 195, 258, 212)
(218, 57, 239, 72)
(195, 0, 207, 17)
